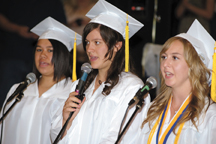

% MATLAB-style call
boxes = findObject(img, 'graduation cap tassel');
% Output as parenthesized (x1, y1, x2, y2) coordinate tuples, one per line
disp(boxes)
(72, 33, 77, 82)
(125, 14, 129, 72)
(211, 42, 216, 102)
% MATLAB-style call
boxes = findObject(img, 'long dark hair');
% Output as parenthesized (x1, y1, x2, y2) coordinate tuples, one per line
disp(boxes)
(33, 39, 72, 83)
(82, 23, 136, 95)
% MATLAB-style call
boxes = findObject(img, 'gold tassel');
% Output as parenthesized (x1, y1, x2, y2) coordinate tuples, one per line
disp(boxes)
(125, 14, 129, 72)
(211, 42, 216, 102)
(72, 33, 77, 82)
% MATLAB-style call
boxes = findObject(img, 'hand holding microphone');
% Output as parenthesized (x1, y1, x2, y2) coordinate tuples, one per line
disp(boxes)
(62, 92, 86, 127)
(128, 76, 157, 106)
(54, 63, 92, 143)
(63, 63, 92, 124)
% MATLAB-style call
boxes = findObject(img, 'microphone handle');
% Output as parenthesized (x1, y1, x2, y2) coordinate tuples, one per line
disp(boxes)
(137, 88, 149, 100)
(75, 94, 85, 102)
(7, 82, 28, 103)
(128, 88, 149, 106)
(128, 88, 141, 106)
(53, 77, 87, 144)
(75, 79, 86, 102)
(75, 80, 85, 95)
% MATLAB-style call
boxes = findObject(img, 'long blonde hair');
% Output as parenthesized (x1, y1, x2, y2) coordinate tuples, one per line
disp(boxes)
(142, 37, 211, 131)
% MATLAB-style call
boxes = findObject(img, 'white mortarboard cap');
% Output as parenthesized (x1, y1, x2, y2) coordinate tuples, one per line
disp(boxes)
(176, 19, 215, 71)
(86, 0, 144, 39)
(30, 17, 82, 51)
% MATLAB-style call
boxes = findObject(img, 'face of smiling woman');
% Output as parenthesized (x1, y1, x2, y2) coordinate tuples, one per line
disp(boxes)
(160, 40, 191, 91)
(35, 39, 55, 77)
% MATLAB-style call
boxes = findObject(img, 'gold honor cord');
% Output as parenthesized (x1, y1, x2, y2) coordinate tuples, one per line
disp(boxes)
(72, 33, 77, 82)
(211, 42, 216, 102)
(125, 14, 129, 72)
(148, 113, 163, 144)
(148, 95, 191, 144)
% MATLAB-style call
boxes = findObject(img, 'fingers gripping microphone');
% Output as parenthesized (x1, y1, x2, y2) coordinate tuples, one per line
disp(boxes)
(6, 73, 36, 103)
(128, 76, 157, 106)
(53, 63, 92, 144)
(75, 63, 92, 100)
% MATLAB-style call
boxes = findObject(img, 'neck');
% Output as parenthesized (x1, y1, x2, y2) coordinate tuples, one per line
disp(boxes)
(97, 70, 107, 84)
(39, 75, 59, 87)
(171, 80, 192, 104)
(172, 88, 191, 110)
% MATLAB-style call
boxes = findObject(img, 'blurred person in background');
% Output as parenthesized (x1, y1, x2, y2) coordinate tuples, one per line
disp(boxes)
(210, 1, 216, 39)
(62, 0, 98, 77)
(176, 0, 214, 33)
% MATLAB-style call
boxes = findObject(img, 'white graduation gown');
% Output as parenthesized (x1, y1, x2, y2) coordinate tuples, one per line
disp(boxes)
(0, 78, 73, 144)
(135, 101, 216, 144)
(51, 72, 151, 144)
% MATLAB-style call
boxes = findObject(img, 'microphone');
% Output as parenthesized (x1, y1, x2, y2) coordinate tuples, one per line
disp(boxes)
(75, 63, 92, 99)
(52, 63, 92, 144)
(128, 76, 157, 106)
(6, 72, 36, 103)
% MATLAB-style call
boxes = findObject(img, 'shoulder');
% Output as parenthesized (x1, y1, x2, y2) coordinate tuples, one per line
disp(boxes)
(119, 72, 144, 86)
(110, 72, 145, 99)
(52, 78, 74, 95)
(204, 102, 216, 121)
(193, 102, 216, 132)
(201, 99, 216, 121)
(6, 83, 20, 98)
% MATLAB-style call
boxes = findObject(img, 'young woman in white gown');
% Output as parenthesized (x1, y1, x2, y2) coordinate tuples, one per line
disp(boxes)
(136, 19, 216, 144)
(0, 17, 81, 144)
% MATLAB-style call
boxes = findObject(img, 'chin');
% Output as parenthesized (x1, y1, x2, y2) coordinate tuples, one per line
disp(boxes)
(165, 81, 174, 87)
(90, 63, 99, 69)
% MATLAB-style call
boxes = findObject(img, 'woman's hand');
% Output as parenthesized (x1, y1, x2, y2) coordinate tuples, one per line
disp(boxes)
(62, 92, 86, 130)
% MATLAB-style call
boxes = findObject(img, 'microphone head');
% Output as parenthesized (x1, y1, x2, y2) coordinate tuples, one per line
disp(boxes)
(146, 76, 157, 89)
(26, 73, 36, 84)
(81, 63, 92, 74)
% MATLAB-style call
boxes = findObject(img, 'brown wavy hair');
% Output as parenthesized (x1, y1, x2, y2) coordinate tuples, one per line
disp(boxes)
(142, 37, 211, 132)
(82, 23, 137, 96)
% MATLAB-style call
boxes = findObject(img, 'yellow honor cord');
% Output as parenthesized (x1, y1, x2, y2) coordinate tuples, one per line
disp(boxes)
(148, 95, 191, 144)
(125, 14, 129, 72)
(158, 100, 169, 138)
(148, 113, 163, 144)
(211, 42, 216, 102)
(174, 122, 185, 144)
(159, 97, 190, 144)
(72, 33, 77, 82)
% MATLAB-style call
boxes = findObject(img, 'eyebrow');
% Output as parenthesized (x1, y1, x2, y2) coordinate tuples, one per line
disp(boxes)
(85, 38, 103, 41)
(171, 52, 181, 55)
(162, 52, 182, 55)
(36, 45, 53, 48)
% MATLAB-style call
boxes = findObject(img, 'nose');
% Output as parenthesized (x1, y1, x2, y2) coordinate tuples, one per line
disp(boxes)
(40, 50, 47, 58)
(86, 42, 94, 53)
(162, 57, 171, 67)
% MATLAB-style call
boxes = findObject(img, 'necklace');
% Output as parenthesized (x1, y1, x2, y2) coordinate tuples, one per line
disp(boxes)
(98, 80, 102, 85)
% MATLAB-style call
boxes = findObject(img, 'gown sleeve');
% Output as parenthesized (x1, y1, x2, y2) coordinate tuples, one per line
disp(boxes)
(99, 78, 151, 144)
(50, 80, 79, 142)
